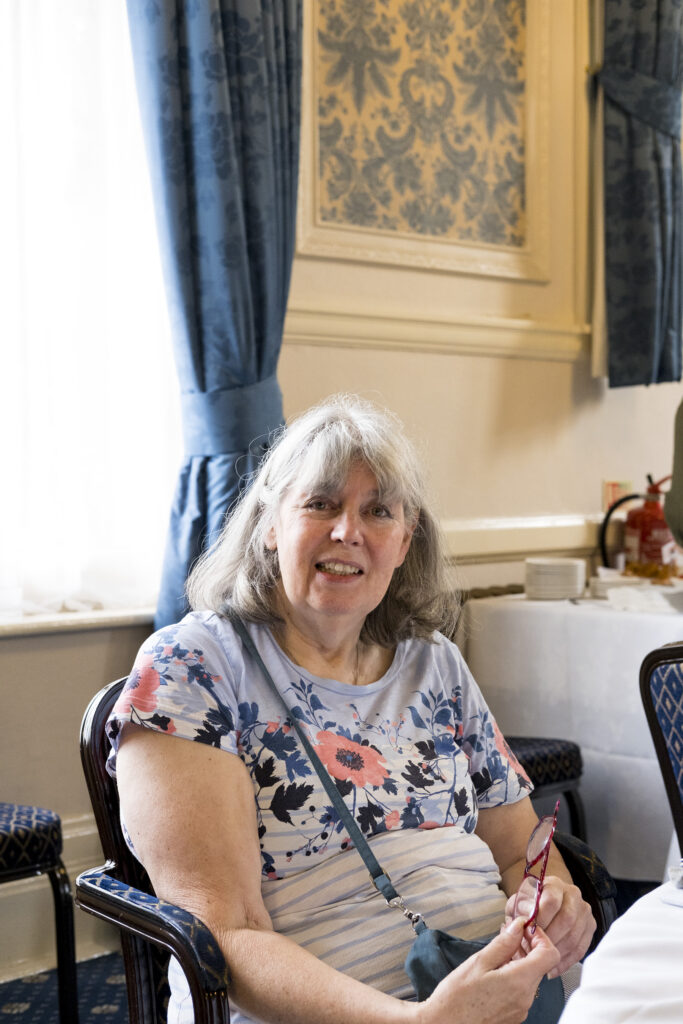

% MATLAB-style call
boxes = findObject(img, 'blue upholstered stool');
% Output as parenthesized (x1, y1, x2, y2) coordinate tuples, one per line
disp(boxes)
(507, 737, 587, 841)
(0, 803, 79, 1023)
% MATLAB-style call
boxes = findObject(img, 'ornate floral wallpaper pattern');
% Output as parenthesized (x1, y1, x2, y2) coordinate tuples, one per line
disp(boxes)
(315, 0, 526, 248)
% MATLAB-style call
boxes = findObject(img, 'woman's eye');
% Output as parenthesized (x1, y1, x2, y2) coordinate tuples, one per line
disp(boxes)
(305, 498, 329, 511)
(369, 505, 391, 518)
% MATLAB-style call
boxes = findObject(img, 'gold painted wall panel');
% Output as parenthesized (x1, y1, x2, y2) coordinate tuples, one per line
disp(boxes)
(315, 0, 526, 247)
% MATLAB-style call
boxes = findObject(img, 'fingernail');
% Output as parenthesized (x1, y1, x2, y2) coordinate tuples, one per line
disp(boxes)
(505, 917, 523, 934)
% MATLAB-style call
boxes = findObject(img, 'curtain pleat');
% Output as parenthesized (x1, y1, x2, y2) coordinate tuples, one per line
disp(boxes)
(126, 1, 302, 627)
(599, 0, 683, 388)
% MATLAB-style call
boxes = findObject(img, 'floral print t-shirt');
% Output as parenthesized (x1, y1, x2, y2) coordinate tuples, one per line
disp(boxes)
(106, 612, 531, 1022)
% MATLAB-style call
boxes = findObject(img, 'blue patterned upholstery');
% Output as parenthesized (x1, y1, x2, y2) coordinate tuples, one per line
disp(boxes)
(0, 802, 78, 1023)
(507, 736, 587, 841)
(641, 649, 683, 853)
(0, 803, 63, 875)
(649, 664, 683, 801)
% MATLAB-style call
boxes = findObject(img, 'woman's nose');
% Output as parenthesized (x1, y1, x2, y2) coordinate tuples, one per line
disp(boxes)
(330, 509, 363, 543)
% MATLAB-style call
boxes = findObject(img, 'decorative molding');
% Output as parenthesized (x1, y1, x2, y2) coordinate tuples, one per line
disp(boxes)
(284, 305, 590, 362)
(442, 512, 607, 562)
(298, 0, 551, 281)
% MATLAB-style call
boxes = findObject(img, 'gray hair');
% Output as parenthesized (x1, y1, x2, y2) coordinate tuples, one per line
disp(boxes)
(186, 394, 459, 644)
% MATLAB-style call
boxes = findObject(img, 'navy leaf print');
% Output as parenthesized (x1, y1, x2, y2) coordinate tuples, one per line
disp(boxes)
(381, 776, 398, 795)
(471, 766, 492, 796)
(407, 705, 428, 730)
(238, 701, 259, 727)
(195, 720, 228, 746)
(253, 756, 280, 789)
(284, 750, 312, 782)
(452, 787, 470, 818)
(401, 796, 424, 829)
(434, 707, 452, 726)
(261, 729, 298, 757)
(357, 801, 385, 834)
(269, 782, 315, 825)
(401, 761, 435, 789)
(334, 777, 354, 798)
(434, 733, 455, 756)
(415, 739, 437, 760)
(147, 713, 174, 732)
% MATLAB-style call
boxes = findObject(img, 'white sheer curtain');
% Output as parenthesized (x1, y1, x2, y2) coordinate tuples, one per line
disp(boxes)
(0, 2, 180, 617)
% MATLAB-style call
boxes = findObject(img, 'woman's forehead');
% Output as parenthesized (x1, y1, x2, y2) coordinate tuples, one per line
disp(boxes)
(293, 456, 399, 496)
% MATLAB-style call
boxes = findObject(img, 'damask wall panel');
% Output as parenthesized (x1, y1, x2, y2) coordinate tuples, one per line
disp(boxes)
(298, 0, 550, 280)
(317, 0, 526, 246)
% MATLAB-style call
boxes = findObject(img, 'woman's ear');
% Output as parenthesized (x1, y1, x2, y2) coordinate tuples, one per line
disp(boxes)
(264, 522, 278, 551)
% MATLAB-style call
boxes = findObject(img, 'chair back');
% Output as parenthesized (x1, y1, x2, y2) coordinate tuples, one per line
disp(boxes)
(80, 677, 170, 1024)
(640, 643, 683, 854)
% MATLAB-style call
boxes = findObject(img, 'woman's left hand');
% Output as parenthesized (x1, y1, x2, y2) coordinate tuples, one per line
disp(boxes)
(505, 875, 595, 976)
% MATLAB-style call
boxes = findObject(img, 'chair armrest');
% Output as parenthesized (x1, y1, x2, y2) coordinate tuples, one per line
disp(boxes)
(554, 831, 619, 951)
(76, 865, 230, 1017)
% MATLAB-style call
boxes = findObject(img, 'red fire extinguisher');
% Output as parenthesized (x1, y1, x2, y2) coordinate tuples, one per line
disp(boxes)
(599, 474, 676, 570)
(623, 475, 675, 567)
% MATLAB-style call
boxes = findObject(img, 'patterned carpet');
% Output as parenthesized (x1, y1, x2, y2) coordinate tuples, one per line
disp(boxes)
(0, 952, 128, 1023)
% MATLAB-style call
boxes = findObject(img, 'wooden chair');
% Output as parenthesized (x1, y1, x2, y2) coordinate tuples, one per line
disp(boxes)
(75, 678, 618, 1024)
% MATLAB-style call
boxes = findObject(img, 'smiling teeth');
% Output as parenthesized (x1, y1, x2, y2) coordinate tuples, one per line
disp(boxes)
(317, 562, 361, 575)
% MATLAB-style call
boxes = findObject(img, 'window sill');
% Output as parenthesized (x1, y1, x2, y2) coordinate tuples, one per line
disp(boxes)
(0, 607, 156, 639)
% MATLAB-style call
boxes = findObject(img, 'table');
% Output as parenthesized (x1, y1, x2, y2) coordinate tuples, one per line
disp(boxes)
(559, 881, 683, 1023)
(461, 594, 681, 880)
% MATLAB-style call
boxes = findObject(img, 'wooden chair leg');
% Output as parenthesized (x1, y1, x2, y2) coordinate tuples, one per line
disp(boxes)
(48, 861, 80, 1024)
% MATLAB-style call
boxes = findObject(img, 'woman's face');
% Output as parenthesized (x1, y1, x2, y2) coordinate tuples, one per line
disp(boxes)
(266, 462, 413, 636)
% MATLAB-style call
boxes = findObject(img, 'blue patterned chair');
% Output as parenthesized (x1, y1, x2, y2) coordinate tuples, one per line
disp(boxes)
(640, 643, 683, 854)
(76, 678, 618, 1024)
(0, 802, 79, 1023)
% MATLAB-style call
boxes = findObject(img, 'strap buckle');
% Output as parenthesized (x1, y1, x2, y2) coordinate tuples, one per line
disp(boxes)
(387, 895, 424, 931)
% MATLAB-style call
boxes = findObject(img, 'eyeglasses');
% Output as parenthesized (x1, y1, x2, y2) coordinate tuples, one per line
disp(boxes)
(513, 799, 560, 933)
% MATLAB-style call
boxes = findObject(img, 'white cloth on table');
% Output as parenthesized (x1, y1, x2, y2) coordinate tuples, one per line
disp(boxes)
(559, 882, 683, 1023)
(462, 595, 681, 879)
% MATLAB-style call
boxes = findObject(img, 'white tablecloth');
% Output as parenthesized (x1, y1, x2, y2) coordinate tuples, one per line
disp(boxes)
(461, 595, 681, 879)
(559, 882, 683, 1023)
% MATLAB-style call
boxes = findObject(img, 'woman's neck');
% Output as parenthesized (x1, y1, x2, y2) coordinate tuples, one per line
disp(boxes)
(272, 615, 393, 686)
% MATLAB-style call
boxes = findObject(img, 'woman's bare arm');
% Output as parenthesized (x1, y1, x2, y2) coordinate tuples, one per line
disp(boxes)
(117, 726, 559, 1024)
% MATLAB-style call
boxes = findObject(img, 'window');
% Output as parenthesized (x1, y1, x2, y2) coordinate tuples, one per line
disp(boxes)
(0, 2, 180, 617)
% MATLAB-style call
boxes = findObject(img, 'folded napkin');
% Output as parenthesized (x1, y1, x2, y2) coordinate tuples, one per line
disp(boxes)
(661, 877, 683, 908)
(606, 586, 677, 614)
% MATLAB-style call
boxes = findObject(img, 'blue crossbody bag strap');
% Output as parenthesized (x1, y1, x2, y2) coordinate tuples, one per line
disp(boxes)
(228, 611, 403, 907)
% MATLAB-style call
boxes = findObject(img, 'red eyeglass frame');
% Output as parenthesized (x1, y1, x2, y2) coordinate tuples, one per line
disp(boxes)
(514, 798, 560, 932)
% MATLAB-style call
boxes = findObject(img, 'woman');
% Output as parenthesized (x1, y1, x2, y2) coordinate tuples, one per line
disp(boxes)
(108, 395, 595, 1024)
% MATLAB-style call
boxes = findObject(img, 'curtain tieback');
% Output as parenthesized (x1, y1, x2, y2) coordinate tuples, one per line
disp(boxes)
(597, 63, 682, 139)
(181, 375, 283, 457)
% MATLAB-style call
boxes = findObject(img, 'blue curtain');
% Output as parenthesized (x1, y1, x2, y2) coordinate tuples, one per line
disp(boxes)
(599, 0, 683, 387)
(126, 1, 302, 627)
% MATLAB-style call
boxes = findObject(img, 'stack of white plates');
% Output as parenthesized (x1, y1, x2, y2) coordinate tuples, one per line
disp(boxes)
(525, 558, 586, 600)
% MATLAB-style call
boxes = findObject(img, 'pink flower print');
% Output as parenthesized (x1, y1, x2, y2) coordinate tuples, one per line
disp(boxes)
(315, 731, 388, 788)
(385, 810, 400, 830)
(115, 657, 160, 715)
(492, 721, 528, 780)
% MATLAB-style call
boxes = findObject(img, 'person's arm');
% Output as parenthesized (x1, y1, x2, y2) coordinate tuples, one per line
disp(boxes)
(475, 797, 596, 976)
(117, 725, 559, 1024)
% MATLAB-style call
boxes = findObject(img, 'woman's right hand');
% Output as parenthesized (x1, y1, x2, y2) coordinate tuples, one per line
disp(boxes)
(419, 918, 561, 1024)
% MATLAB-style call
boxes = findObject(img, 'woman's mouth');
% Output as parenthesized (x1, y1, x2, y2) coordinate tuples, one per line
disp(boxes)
(315, 561, 362, 576)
